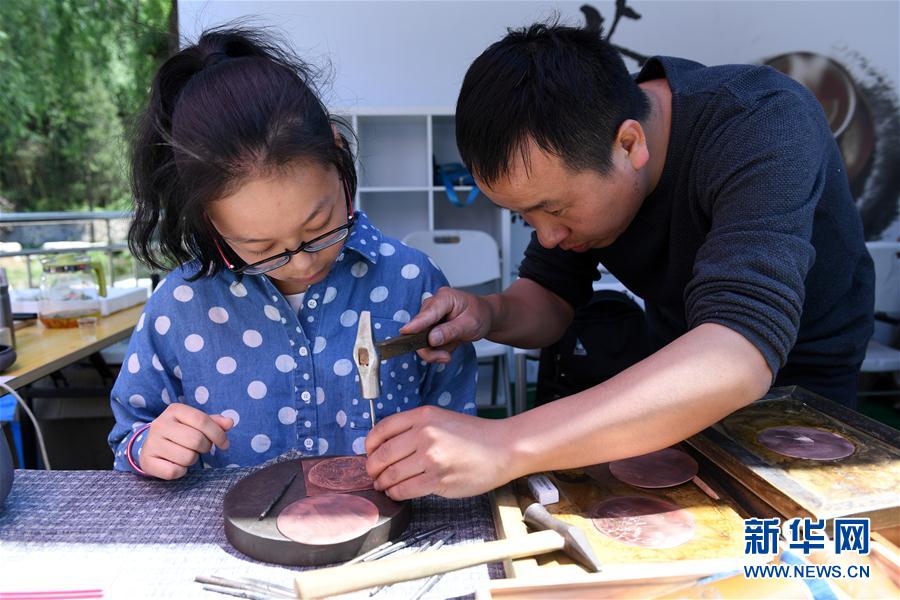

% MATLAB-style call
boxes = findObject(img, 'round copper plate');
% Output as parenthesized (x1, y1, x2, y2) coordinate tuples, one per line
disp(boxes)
(608, 448, 699, 489)
(276, 493, 380, 545)
(307, 456, 374, 491)
(757, 426, 856, 461)
(590, 496, 695, 549)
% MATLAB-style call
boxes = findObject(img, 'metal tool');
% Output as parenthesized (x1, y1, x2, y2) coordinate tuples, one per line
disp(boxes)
(343, 523, 447, 566)
(369, 531, 455, 596)
(195, 575, 293, 599)
(257, 470, 299, 520)
(293, 524, 599, 598)
(353, 310, 434, 427)
(362, 524, 450, 562)
(522, 502, 603, 572)
(405, 534, 455, 600)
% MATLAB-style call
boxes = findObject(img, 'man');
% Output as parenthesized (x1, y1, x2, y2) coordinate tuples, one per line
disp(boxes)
(364, 23, 874, 501)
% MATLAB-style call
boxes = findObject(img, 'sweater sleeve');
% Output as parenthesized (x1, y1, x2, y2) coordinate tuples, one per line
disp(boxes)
(517, 231, 600, 309)
(108, 283, 185, 473)
(685, 89, 827, 377)
(417, 264, 478, 415)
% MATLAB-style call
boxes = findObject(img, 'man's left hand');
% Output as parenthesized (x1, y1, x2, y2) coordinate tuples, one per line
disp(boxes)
(364, 405, 515, 500)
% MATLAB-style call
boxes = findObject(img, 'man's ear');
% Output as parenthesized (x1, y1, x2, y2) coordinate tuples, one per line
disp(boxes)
(616, 119, 650, 171)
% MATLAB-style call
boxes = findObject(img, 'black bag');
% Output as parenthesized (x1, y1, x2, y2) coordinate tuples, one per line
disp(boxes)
(536, 290, 650, 405)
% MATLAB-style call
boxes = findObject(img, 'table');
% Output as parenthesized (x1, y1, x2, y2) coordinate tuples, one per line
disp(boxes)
(0, 462, 501, 599)
(1, 303, 145, 391)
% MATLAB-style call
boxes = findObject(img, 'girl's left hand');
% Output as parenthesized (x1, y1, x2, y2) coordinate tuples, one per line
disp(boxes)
(364, 405, 516, 499)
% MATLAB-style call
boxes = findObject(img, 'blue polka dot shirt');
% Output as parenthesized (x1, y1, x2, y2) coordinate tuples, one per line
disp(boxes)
(109, 212, 478, 472)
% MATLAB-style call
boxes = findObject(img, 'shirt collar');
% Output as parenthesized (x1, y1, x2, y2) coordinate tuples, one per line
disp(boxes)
(341, 211, 383, 265)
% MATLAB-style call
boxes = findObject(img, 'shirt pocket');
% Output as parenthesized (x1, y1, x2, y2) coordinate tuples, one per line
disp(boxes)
(349, 316, 426, 429)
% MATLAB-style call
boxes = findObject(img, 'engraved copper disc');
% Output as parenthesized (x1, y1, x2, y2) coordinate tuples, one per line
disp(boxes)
(275, 493, 379, 545)
(757, 426, 856, 460)
(307, 456, 374, 491)
(608, 448, 699, 488)
(590, 496, 695, 548)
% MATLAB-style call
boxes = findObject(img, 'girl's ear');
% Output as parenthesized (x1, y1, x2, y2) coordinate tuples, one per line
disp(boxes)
(332, 123, 344, 148)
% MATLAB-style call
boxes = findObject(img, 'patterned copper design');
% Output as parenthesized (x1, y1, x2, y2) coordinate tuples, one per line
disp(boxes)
(307, 456, 374, 492)
(757, 426, 856, 461)
(590, 496, 696, 548)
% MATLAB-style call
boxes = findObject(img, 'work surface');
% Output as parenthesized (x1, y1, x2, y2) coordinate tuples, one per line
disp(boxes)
(0, 463, 500, 599)
(0, 303, 144, 391)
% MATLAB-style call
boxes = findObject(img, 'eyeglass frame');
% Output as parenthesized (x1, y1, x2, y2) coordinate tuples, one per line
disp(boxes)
(212, 178, 355, 275)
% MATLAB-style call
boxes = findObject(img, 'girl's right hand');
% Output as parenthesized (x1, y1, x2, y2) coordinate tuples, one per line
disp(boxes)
(138, 404, 234, 480)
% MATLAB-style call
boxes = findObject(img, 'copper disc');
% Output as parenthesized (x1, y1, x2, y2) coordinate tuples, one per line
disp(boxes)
(757, 426, 855, 461)
(608, 448, 699, 488)
(590, 496, 695, 549)
(307, 456, 374, 491)
(276, 493, 379, 545)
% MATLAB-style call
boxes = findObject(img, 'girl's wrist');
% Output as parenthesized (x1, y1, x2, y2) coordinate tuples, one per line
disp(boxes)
(126, 423, 152, 477)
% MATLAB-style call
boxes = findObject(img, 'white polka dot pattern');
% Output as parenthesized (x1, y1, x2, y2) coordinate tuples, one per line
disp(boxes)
(242, 330, 262, 347)
(108, 213, 477, 471)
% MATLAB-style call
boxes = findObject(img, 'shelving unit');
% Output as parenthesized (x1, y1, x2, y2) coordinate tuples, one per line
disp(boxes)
(336, 109, 533, 290)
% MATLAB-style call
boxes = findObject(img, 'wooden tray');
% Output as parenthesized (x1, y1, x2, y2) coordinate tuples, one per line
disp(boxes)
(687, 386, 900, 530)
(492, 444, 758, 581)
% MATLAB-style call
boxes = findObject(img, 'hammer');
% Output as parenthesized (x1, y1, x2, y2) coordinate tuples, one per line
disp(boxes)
(353, 310, 433, 427)
(293, 502, 601, 598)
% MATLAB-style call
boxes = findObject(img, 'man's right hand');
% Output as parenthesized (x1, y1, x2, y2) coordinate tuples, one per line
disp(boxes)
(400, 286, 494, 363)
(139, 403, 234, 480)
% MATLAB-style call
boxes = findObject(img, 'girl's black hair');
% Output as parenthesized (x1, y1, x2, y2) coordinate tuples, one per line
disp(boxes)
(456, 22, 650, 185)
(129, 26, 356, 278)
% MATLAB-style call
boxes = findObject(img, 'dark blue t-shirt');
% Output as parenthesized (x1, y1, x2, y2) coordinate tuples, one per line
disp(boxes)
(519, 57, 874, 401)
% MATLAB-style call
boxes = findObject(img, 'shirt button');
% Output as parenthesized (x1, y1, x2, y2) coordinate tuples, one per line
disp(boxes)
(299, 346, 308, 357)
(304, 438, 314, 450)
(301, 391, 311, 402)
(307, 299, 318, 309)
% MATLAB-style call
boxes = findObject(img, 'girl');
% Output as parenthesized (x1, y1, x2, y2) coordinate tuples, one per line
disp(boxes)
(108, 28, 477, 480)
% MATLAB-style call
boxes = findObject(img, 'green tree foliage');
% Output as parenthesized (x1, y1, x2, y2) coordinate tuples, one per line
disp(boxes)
(0, 0, 174, 212)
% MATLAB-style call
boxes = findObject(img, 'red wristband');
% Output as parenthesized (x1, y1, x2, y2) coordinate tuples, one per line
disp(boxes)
(126, 423, 152, 476)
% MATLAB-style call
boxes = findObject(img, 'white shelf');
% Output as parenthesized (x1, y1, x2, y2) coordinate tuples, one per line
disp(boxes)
(359, 186, 431, 193)
(340, 110, 531, 290)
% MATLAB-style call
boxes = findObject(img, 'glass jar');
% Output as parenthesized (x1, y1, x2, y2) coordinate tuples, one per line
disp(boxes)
(38, 254, 107, 329)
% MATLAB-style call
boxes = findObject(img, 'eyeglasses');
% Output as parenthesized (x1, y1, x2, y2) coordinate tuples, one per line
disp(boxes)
(213, 179, 355, 276)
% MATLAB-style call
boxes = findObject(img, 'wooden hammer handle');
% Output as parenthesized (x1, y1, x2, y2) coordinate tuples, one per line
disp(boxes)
(294, 530, 565, 599)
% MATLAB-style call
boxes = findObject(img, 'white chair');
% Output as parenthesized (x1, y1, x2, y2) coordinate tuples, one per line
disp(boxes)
(861, 242, 900, 384)
(403, 230, 513, 415)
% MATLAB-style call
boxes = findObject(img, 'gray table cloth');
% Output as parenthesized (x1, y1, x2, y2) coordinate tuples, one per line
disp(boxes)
(0, 463, 502, 599)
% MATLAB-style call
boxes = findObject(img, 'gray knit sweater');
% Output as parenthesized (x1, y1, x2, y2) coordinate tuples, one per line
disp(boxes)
(519, 56, 874, 382)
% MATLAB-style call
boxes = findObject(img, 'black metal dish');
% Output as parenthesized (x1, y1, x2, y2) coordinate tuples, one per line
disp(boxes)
(223, 457, 410, 566)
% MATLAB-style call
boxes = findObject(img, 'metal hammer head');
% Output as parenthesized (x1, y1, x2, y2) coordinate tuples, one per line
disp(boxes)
(353, 310, 380, 400)
(523, 502, 602, 573)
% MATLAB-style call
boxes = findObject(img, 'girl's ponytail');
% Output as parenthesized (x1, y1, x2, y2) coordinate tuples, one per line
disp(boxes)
(128, 27, 354, 277)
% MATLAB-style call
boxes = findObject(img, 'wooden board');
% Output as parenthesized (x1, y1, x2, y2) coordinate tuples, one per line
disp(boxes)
(492, 444, 759, 581)
(0, 303, 143, 390)
(223, 457, 409, 566)
(687, 386, 900, 530)
(478, 568, 810, 600)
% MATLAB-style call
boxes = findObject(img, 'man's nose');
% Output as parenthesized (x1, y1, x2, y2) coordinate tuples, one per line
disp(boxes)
(535, 223, 568, 249)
